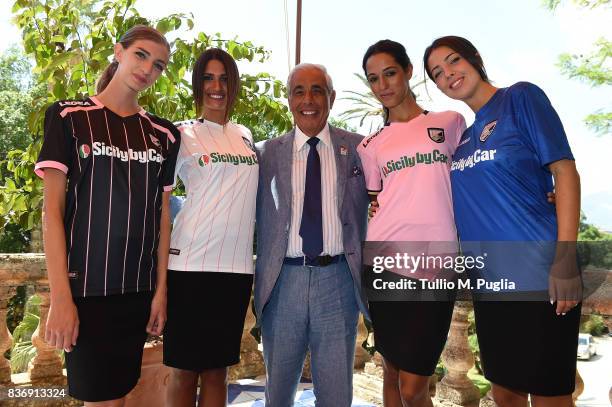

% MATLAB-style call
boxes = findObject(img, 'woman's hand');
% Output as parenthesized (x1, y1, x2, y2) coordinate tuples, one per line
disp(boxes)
(549, 275, 581, 315)
(146, 289, 167, 336)
(45, 294, 79, 352)
(549, 241, 582, 315)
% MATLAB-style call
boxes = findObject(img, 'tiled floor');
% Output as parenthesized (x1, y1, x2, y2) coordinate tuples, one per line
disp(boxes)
(227, 376, 375, 407)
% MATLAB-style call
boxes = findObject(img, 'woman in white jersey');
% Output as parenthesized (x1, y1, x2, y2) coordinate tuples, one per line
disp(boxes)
(357, 40, 465, 407)
(163, 48, 258, 407)
(37, 25, 179, 405)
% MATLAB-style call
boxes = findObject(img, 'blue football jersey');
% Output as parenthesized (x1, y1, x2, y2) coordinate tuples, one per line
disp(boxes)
(451, 82, 574, 291)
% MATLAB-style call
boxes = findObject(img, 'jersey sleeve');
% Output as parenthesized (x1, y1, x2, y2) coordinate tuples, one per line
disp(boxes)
(238, 124, 254, 141)
(357, 132, 383, 193)
(35, 102, 73, 178)
(452, 112, 467, 154)
(171, 124, 192, 189)
(161, 125, 181, 192)
(514, 82, 574, 167)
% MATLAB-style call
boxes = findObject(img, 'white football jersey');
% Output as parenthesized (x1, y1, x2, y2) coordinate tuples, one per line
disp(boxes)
(169, 119, 258, 274)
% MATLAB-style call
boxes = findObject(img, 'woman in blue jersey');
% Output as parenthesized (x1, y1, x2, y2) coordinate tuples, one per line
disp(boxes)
(163, 48, 258, 407)
(424, 36, 581, 407)
(37, 25, 179, 406)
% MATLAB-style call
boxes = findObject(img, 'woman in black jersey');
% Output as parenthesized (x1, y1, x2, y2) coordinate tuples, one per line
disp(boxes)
(36, 25, 180, 406)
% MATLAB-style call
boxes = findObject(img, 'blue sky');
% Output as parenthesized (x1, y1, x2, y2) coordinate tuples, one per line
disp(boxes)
(1, 0, 611, 229)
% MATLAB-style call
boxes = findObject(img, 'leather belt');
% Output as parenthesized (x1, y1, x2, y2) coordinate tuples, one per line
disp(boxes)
(283, 254, 344, 267)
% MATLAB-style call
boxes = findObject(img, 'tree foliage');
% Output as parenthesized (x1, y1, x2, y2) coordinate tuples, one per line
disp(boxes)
(1, 0, 293, 233)
(542, 0, 611, 135)
(578, 211, 612, 270)
(0, 47, 45, 162)
(543, 0, 610, 10)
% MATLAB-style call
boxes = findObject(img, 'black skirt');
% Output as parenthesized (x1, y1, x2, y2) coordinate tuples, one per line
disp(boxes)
(66, 291, 153, 402)
(163, 270, 253, 371)
(473, 300, 581, 396)
(369, 273, 455, 376)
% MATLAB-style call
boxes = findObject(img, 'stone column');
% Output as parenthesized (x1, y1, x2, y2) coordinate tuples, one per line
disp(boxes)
(29, 222, 44, 253)
(436, 301, 480, 407)
(302, 352, 311, 380)
(363, 351, 383, 378)
(354, 314, 371, 369)
(353, 351, 384, 406)
(0, 286, 16, 384)
(28, 285, 64, 384)
(228, 299, 265, 380)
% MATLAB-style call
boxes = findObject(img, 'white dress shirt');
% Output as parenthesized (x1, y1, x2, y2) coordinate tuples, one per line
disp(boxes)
(286, 124, 344, 257)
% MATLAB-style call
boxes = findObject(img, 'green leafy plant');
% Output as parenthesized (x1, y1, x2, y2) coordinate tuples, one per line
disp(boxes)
(10, 294, 41, 373)
(580, 313, 607, 335)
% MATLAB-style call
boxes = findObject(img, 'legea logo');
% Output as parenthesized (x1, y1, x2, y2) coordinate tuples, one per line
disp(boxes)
(79, 144, 91, 158)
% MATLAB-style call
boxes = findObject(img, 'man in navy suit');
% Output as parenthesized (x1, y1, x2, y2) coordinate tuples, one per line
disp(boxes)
(255, 63, 369, 407)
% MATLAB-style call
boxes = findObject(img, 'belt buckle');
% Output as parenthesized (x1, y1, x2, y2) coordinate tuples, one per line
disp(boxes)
(319, 255, 332, 267)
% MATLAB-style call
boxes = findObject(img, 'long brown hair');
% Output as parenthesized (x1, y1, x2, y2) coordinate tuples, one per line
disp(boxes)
(96, 25, 171, 93)
(192, 48, 240, 122)
(423, 36, 489, 83)
(362, 40, 415, 123)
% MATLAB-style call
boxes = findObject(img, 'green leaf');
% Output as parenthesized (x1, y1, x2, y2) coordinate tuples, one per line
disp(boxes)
(45, 52, 74, 71)
(156, 19, 169, 34)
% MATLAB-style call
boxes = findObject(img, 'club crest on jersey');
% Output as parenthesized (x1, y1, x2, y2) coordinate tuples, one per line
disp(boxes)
(198, 154, 210, 166)
(242, 136, 255, 152)
(149, 133, 160, 147)
(79, 144, 91, 158)
(427, 128, 445, 143)
(480, 120, 497, 142)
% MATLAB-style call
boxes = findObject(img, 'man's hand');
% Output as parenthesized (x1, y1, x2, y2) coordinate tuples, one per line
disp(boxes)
(368, 201, 379, 220)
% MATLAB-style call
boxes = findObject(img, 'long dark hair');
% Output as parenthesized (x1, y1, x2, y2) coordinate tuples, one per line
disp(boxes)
(362, 39, 414, 123)
(423, 36, 489, 82)
(192, 48, 240, 122)
(96, 25, 170, 93)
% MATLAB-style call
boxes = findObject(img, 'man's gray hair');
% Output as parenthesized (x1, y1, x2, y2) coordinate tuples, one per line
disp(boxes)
(286, 63, 334, 94)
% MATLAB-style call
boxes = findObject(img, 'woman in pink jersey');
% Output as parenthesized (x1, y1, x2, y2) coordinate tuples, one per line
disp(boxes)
(357, 40, 465, 407)
(163, 48, 258, 407)
(37, 25, 179, 405)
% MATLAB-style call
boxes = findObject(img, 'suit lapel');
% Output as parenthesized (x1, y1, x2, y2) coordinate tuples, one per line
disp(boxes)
(277, 130, 295, 220)
(330, 126, 349, 214)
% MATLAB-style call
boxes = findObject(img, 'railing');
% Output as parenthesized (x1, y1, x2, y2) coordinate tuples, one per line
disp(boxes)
(1, 254, 610, 407)
(0, 254, 77, 406)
